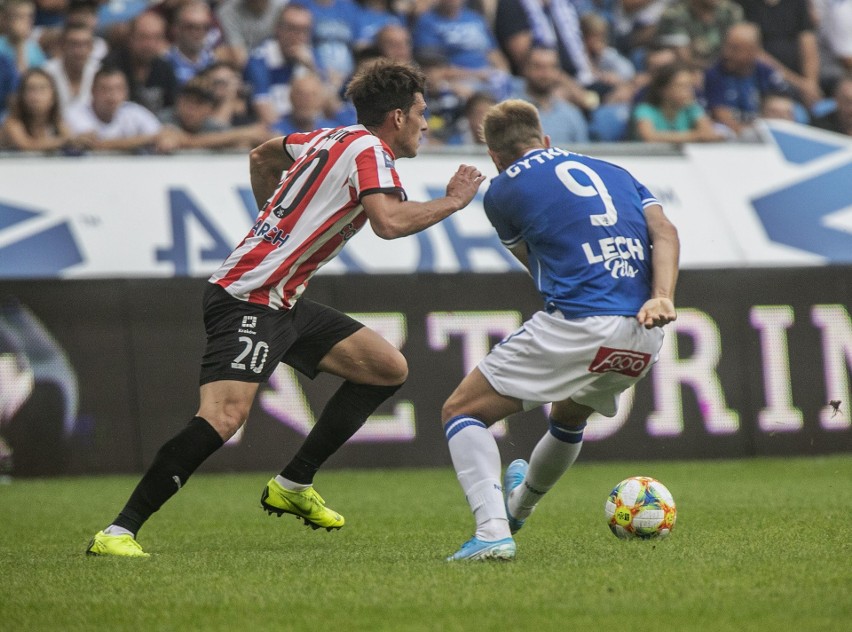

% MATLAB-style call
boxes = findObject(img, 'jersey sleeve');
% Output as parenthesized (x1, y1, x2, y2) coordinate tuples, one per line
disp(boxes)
(634, 178, 661, 210)
(283, 129, 326, 160)
(484, 185, 522, 247)
(352, 140, 407, 201)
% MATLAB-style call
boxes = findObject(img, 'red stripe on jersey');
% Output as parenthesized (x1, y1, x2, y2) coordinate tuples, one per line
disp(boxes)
(219, 137, 344, 291)
(218, 207, 276, 289)
(252, 204, 360, 306)
(278, 213, 369, 305)
(211, 125, 403, 307)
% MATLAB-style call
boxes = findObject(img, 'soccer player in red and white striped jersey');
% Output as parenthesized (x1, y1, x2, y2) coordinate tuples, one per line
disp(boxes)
(87, 61, 486, 557)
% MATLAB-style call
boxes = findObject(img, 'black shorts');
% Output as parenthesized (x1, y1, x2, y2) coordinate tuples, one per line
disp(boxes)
(199, 283, 364, 385)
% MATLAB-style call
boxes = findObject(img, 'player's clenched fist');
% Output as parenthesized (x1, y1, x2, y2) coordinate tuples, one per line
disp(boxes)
(446, 164, 486, 208)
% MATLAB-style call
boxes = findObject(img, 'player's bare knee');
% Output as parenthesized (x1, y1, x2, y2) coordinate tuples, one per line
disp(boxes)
(205, 402, 250, 439)
(375, 349, 408, 386)
(440, 394, 465, 424)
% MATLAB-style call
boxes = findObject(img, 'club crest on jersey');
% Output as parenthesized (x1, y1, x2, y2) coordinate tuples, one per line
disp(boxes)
(588, 347, 651, 377)
(582, 236, 644, 278)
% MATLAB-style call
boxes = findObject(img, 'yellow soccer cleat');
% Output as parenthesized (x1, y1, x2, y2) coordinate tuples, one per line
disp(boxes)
(260, 478, 344, 531)
(86, 531, 150, 558)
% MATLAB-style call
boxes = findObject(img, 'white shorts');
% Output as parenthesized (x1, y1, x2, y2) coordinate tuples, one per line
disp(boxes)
(478, 311, 664, 417)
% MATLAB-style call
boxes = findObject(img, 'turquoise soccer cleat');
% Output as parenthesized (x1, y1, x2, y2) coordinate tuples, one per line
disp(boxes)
(503, 459, 529, 534)
(446, 536, 516, 561)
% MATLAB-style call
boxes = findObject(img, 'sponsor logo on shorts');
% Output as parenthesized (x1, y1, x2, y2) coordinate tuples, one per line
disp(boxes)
(238, 315, 257, 335)
(588, 347, 651, 377)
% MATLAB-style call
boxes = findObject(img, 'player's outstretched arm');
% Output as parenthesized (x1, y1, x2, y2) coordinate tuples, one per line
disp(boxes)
(249, 137, 295, 210)
(637, 204, 680, 329)
(362, 164, 485, 239)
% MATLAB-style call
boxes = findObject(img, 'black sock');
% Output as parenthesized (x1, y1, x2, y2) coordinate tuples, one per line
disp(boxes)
(281, 381, 402, 484)
(112, 416, 223, 536)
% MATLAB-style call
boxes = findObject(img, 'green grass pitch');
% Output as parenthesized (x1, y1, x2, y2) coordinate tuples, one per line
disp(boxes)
(1, 455, 850, 631)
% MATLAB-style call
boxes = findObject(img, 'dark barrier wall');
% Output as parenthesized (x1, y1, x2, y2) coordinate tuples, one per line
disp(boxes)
(1, 268, 850, 477)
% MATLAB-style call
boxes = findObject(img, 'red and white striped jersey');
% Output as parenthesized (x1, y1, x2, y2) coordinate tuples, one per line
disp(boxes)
(209, 125, 406, 309)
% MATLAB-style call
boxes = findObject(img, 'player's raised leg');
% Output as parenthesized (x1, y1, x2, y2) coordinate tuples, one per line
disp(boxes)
(87, 380, 257, 557)
(505, 399, 591, 533)
(262, 326, 407, 530)
(442, 368, 521, 561)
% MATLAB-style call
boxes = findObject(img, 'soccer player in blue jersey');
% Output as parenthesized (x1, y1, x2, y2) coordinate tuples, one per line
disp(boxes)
(442, 99, 680, 561)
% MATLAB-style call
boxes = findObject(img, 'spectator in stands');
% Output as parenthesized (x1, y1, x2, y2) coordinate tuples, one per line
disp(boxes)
(324, 44, 382, 126)
(0, 67, 86, 151)
(580, 11, 635, 103)
(813, 0, 852, 95)
(104, 11, 178, 117)
(413, 0, 512, 99)
(704, 22, 791, 138)
(96, 0, 149, 52)
(633, 61, 725, 141)
(629, 43, 680, 103)
(66, 0, 108, 60)
(375, 23, 414, 64)
(165, 1, 218, 85)
(216, 0, 287, 70)
(656, 0, 743, 68)
(494, 0, 599, 110)
(445, 89, 496, 145)
(272, 72, 339, 134)
(0, 0, 47, 73)
(0, 53, 17, 118)
(812, 74, 852, 135)
(66, 65, 167, 152)
(301, 0, 362, 87)
(355, 0, 401, 48)
(511, 45, 589, 143)
(29, 0, 66, 55)
(759, 91, 796, 120)
(201, 61, 255, 126)
(43, 22, 100, 114)
(156, 76, 272, 151)
(610, 0, 670, 62)
(244, 3, 318, 126)
(393, 0, 435, 22)
(736, 0, 821, 107)
(33, 0, 68, 29)
(418, 52, 470, 143)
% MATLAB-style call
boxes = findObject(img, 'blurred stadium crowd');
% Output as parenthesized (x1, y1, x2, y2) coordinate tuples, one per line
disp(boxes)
(0, 0, 849, 153)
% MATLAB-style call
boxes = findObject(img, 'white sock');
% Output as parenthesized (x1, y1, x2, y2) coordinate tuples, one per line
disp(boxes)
(445, 415, 511, 542)
(276, 475, 310, 492)
(509, 422, 584, 521)
(104, 525, 134, 537)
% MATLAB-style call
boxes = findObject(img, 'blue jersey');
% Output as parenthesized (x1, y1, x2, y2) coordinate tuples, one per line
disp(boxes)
(413, 9, 498, 70)
(484, 147, 658, 319)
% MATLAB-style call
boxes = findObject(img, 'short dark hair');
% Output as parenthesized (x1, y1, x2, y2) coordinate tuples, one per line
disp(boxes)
(93, 64, 127, 86)
(464, 90, 497, 117)
(645, 62, 692, 107)
(179, 78, 216, 104)
(344, 60, 426, 128)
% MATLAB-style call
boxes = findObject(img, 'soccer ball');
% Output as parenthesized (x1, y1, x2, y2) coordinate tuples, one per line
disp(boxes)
(604, 476, 676, 540)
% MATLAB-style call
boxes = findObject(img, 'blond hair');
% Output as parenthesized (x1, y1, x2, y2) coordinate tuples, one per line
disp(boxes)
(481, 99, 545, 164)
